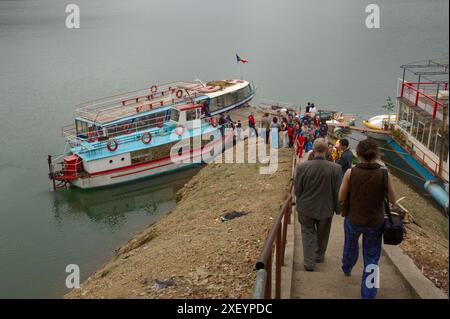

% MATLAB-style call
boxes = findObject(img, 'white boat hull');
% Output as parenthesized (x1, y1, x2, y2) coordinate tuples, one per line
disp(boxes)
(70, 159, 198, 189)
(69, 132, 234, 189)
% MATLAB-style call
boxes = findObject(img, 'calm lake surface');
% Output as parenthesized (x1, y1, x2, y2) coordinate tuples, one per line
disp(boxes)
(0, 0, 448, 298)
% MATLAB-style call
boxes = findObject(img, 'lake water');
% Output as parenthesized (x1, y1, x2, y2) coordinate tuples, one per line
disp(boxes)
(0, 0, 448, 298)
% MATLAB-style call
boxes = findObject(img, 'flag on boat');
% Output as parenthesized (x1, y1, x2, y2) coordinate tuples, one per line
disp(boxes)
(236, 54, 248, 64)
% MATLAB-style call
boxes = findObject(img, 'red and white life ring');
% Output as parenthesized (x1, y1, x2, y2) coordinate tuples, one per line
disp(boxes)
(175, 124, 185, 136)
(123, 123, 134, 134)
(141, 132, 152, 144)
(107, 139, 118, 152)
(176, 89, 184, 99)
(150, 85, 158, 93)
(210, 117, 218, 127)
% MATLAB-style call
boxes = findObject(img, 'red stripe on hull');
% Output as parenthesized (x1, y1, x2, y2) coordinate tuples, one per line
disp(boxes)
(84, 133, 233, 179)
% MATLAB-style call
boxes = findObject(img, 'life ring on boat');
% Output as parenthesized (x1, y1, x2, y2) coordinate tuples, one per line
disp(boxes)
(176, 89, 184, 99)
(150, 85, 158, 93)
(122, 123, 134, 134)
(141, 132, 152, 144)
(198, 86, 221, 93)
(210, 117, 218, 127)
(107, 139, 118, 152)
(175, 124, 185, 136)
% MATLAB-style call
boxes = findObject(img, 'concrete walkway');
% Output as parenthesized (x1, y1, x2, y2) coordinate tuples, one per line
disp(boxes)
(291, 213, 413, 299)
(288, 154, 447, 299)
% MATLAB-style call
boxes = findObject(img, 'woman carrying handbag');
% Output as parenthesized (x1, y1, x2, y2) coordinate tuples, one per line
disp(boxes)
(338, 139, 399, 299)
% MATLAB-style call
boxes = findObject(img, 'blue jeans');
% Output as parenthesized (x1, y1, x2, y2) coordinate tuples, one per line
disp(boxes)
(342, 218, 383, 299)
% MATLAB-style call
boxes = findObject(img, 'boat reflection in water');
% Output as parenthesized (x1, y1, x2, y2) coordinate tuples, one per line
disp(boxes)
(52, 167, 201, 228)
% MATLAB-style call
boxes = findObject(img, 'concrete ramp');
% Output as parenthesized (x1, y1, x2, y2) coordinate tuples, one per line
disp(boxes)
(291, 215, 413, 299)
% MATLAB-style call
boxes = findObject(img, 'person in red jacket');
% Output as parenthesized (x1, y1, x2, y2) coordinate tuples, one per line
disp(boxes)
(287, 124, 295, 148)
(248, 113, 258, 138)
(296, 132, 307, 158)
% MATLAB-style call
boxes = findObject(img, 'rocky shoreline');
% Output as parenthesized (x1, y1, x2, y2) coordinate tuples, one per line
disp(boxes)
(66, 147, 293, 299)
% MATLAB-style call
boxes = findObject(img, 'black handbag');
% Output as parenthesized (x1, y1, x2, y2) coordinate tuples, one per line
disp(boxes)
(382, 169, 406, 245)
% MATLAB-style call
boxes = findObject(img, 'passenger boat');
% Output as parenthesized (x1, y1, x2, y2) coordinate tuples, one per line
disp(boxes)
(386, 59, 449, 214)
(48, 79, 255, 189)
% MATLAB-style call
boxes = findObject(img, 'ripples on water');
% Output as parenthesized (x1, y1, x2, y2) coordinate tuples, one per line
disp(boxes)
(0, 0, 448, 298)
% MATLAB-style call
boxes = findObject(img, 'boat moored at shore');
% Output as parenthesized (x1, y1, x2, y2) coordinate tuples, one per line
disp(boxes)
(388, 59, 448, 213)
(48, 79, 254, 189)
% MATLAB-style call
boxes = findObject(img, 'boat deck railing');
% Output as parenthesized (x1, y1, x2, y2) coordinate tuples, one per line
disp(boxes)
(62, 112, 172, 144)
(393, 126, 448, 182)
(75, 81, 206, 124)
(63, 115, 222, 155)
(398, 80, 449, 120)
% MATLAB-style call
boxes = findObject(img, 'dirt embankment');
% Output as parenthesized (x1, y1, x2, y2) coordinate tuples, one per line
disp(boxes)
(391, 175, 449, 296)
(66, 148, 293, 299)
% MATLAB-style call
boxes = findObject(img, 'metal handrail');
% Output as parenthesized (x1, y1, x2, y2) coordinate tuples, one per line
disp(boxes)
(254, 191, 293, 299)
(253, 146, 299, 299)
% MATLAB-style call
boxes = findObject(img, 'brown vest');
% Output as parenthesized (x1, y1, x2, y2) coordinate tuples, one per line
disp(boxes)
(348, 163, 385, 227)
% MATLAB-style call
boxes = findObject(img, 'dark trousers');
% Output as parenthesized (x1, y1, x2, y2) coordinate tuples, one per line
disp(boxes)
(288, 135, 293, 148)
(265, 129, 270, 144)
(298, 214, 333, 269)
(249, 124, 258, 137)
(342, 218, 383, 299)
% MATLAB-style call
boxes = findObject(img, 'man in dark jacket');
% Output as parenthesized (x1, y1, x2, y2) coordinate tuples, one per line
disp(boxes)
(294, 138, 343, 271)
(336, 138, 354, 174)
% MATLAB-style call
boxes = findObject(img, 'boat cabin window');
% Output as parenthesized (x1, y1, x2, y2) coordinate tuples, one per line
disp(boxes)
(208, 84, 252, 112)
(103, 110, 169, 138)
(170, 109, 180, 122)
(209, 95, 226, 112)
(130, 142, 177, 164)
(76, 120, 89, 137)
(135, 110, 167, 131)
(186, 109, 197, 121)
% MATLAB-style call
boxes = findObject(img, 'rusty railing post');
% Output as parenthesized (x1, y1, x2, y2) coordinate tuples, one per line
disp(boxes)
(275, 227, 282, 299)
(265, 252, 272, 298)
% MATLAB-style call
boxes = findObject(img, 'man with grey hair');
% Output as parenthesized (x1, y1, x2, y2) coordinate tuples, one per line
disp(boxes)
(294, 138, 343, 271)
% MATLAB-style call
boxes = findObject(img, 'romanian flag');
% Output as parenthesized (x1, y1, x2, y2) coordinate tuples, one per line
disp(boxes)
(236, 54, 248, 64)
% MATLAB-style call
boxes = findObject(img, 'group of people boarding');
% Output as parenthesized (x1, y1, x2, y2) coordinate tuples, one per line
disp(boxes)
(244, 103, 399, 299)
(217, 104, 399, 298)
(248, 102, 330, 156)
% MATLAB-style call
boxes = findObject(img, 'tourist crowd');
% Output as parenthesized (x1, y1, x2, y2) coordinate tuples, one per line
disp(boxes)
(213, 104, 401, 299)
